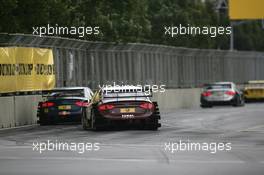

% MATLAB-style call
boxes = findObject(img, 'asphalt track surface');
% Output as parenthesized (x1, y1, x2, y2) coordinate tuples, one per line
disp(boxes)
(0, 103, 264, 175)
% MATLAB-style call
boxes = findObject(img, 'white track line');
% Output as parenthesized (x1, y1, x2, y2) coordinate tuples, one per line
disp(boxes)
(0, 156, 249, 164)
(0, 124, 38, 131)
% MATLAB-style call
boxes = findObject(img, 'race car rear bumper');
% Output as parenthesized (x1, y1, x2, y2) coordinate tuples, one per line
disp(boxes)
(201, 96, 237, 106)
(38, 113, 82, 124)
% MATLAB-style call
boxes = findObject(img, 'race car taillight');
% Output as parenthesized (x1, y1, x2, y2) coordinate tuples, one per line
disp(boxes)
(140, 102, 154, 110)
(202, 91, 212, 97)
(42, 102, 55, 108)
(75, 101, 89, 107)
(225, 90, 236, 96)
(98, 104, 115, 111)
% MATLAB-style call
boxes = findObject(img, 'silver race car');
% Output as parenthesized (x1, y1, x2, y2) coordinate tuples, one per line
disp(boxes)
(200, 82, 245, 108)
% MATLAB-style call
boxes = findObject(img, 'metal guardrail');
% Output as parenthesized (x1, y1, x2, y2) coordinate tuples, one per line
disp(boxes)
(1, 33, 264, 90)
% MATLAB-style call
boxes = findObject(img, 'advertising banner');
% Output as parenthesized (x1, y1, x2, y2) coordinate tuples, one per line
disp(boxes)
(0, 47, 55, 93)
(229, 0, 264, 20)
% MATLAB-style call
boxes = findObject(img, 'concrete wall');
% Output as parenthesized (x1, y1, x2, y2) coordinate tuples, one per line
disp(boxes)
(0, 97, 15, 128)
(0, 95, 42, 129)
(0, 88, 202, 129)
(153, 88, 202, 111)
(14, 96, 42, 126)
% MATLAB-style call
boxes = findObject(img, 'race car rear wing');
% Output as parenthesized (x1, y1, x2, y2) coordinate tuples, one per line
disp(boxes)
(243, 80, 264, 89)
(41, 88, 85, 99)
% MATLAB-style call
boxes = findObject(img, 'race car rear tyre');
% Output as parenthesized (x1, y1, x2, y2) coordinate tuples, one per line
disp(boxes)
(39, 120, 52, 125)
(232, 94, 244, 107)
(82, 111, 90, 130)
(240, 98, 245, 106)
(200, 98, 212, 108)
(39, 121, 49, 126)
(91, 107, 106, 131)
(200, 104, 212, 108)
(145, 122, 161, 130)
(145, 102, 161, 130)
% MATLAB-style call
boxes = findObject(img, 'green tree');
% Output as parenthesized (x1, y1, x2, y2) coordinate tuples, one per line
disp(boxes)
(0, 0, 264, 51)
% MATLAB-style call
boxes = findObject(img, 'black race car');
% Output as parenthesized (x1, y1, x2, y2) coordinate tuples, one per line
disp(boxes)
(82, 86, 161, 130)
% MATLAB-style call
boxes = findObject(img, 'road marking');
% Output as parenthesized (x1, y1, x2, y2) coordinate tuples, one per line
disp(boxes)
(1, 143, 262, 150)
(101, 143, 162, 148)
(0, 124, 38, 131)
(240, 125, 264, 132)
(0, 156, 248, 164)
(0, 143, 162, 149)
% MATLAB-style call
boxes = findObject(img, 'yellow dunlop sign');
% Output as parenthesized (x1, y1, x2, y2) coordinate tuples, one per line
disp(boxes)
(0, 47, 55, 93)
(229, 0, 264, 20)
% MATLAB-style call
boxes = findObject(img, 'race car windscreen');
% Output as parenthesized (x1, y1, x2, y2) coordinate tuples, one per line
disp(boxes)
(205, 84, 232, 90)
